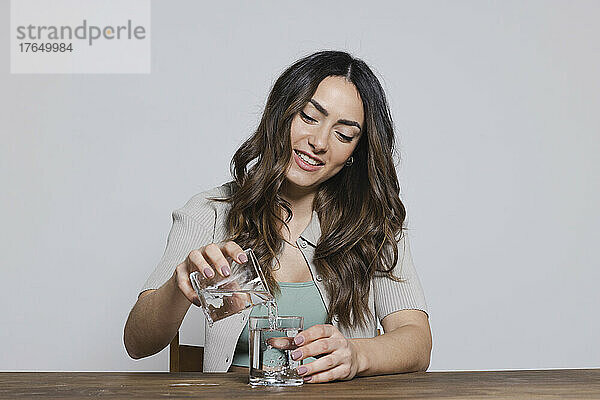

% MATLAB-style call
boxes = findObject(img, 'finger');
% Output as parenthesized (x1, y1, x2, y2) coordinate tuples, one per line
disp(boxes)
(231, 292, 250, 309)
(291, 337, 339, 361)
(203, 243, 231, 277)
(296, 353, 340, 376)
(174, 262, 202, 306)
(221, 241, 247, 264)
(303, 364, 352, 384)
(187, 249, 215, 279)
(267, 337, 296, 351)
(293, 324, 335, 347)
(221, 280, 242, 291)
(223, 292, 250, 309)
(223, 294, 251, 311)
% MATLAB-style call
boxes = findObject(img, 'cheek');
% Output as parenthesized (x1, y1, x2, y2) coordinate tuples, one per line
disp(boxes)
(289, 118, 304, 142)
(330, 143, 356, 164)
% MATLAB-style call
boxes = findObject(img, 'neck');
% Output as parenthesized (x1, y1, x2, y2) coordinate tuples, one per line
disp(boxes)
(280, 181, 316, 221)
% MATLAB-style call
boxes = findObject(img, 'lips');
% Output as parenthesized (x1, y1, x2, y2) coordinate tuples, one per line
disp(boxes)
(293, 149, 325, 171)
(294, 150, 324, 165)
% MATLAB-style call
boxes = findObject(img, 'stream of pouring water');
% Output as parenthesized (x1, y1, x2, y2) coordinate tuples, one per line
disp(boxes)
(267, 298, 279, 330)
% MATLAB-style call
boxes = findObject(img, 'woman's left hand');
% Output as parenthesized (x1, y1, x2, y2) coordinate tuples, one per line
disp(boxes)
(291, 324, 362, 383)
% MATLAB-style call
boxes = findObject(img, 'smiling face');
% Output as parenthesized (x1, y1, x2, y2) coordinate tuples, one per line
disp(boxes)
(284, 75, 365, 195)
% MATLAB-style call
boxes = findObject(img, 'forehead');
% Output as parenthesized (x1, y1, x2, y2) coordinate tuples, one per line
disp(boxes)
(310, 76, 364, 125)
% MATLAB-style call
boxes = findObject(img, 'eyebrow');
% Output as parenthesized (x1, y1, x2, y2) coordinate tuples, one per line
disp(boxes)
(309, 99, 362, 131)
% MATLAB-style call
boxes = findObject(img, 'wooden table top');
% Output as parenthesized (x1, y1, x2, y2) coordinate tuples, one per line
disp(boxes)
(1, 369, 599, 399)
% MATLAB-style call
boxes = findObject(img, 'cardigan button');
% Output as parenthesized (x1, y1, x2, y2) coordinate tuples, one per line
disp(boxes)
(298, 238, 307, 248)
(315, 275, 323, 282)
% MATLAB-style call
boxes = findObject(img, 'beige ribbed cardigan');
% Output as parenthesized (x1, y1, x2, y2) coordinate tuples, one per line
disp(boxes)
(140, 182, 428, 372)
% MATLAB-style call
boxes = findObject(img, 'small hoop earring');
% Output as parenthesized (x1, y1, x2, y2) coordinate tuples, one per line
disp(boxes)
(345, 156, 354, 166)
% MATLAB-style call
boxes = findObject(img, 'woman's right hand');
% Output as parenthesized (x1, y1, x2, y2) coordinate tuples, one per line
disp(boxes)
(173, 241, 248, 307)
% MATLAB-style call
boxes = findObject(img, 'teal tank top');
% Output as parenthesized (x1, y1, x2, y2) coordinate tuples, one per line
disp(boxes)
(231, 281, 328, 367)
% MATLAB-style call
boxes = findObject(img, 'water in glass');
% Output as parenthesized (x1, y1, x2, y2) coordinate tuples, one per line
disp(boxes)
(249, 314, 304, 387)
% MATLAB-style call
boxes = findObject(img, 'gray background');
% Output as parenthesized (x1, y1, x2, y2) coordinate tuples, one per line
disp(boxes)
(1, 0, 598, 372)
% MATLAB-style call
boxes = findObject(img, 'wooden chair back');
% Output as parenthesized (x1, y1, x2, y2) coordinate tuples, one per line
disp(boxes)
(169, 331, 204, 372)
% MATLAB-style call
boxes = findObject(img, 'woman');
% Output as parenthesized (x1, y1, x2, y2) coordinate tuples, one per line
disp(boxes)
(124, 50, 432, 383)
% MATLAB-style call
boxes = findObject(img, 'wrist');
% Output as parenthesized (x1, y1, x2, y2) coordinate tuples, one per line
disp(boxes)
(166, 272, 193, 310)
(350, 338, 370, 376)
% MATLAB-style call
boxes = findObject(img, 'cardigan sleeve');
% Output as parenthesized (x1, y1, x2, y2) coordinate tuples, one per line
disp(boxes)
(138, 187, 224, 296)
(373, 231, 429, 321)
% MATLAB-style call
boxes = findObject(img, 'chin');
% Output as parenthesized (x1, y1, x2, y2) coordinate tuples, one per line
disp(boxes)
(284, 173, 321, 189)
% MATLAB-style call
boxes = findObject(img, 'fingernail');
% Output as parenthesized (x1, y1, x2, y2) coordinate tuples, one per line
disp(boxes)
(303, 376, 312, 382)
(221, 265, 231, 276)
(203, 267, 215, 278)
(291, 349, 302, 360)
(238, 253, 248, 263)
(294, 335, 304, 345)
(192, 298, 202, 307)
(297, 366, 307, 375)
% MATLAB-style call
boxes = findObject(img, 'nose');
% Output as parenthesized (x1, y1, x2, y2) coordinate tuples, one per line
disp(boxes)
(307, 125, 328, 153)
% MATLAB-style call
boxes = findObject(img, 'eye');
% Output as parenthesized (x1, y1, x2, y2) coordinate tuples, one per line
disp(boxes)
(336, 132, 353, 142)
(300, 111, 316, 123)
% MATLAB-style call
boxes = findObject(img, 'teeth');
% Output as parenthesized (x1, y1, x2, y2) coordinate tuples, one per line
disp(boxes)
(296, 151, 322, 166)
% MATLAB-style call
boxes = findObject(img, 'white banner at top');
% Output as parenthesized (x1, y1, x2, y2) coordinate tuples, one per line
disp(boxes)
(10, 0, 151, 74)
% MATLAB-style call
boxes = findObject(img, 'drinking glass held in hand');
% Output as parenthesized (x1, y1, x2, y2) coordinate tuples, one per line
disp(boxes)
(172, 242, 272, 325)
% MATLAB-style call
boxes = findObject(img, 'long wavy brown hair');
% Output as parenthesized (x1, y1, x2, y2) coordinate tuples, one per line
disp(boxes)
(210, 50, 407, 329)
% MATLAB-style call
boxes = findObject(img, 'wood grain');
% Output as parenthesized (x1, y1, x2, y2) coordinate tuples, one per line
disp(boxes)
(0, 369, 599, 399)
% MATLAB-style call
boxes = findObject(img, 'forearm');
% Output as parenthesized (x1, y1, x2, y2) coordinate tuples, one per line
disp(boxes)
(123, 273, 192, 359)
(351, 324, 432, 376)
